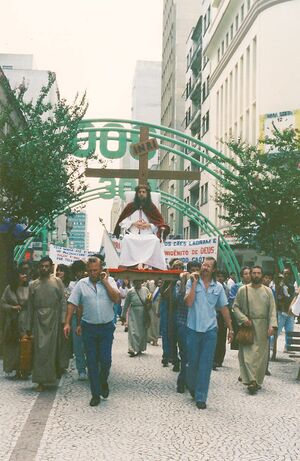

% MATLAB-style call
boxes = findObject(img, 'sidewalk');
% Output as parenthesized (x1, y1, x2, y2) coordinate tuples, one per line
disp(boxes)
(1, 324, 299, 461)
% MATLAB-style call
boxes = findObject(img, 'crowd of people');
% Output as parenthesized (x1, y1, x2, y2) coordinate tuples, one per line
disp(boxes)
(0, 255, 299, 409)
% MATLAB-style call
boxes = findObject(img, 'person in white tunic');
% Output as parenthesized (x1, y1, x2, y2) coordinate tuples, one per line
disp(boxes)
(113, 185, 170, 270)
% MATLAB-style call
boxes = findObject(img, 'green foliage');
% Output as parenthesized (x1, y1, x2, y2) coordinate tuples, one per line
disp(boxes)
(215, 129, 300, 264)
(0, 72, 92, 226)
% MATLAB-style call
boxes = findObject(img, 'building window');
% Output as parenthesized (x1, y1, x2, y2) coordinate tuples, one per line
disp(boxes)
(241, 4, 244, 22)
(200, 182, 208, 206)
(217, 48, 220, 62)
(221, 40, 225, 56)
(230, 24, 234, 40)
(226, 32, 229, 48)
(201, 111, 210, 136)
(235, 15, 239, 32)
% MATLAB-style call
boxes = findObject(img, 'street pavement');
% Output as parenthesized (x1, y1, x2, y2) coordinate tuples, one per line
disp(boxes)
(0, 324, 300, 461)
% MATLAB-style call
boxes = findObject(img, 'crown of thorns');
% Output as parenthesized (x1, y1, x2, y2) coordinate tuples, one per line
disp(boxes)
(135, 184, 151, 192)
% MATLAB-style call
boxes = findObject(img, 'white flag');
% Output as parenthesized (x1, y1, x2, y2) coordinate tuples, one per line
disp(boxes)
(100, 229, 120, 268)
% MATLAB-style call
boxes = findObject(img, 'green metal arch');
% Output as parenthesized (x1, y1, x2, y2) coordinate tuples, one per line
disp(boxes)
(77, 118, 238, 183)
(14, 185, 241, 277)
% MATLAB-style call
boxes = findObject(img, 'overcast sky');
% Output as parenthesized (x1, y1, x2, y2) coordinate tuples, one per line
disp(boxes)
(1, 0, 163, 250)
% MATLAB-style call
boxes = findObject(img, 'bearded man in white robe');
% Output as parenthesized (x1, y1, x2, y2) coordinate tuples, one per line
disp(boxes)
(114, 185, 170, 270)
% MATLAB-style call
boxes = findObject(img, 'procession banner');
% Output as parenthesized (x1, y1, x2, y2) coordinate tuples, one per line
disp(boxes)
(49, 244, 92, 265)
(104, 235, 219, 267)
(163, 236, 219, 266)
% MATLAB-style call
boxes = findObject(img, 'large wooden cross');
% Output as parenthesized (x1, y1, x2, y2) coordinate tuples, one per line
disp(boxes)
(85, 126, 199, 183)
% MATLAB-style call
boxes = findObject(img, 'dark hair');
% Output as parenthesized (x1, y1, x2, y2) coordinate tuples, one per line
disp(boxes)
(8, 267, 25, 293)
(134, 184, 152, 211)
(187, 261, 201, 272)
(39, 256, 53, 266)
(122, 279, 131, 289)
(56, 264, 71, 287)
(263, 272, 273, 278)
(71, 260, 86, 278)
(251, 265, 263, 273)
(240, 266, 251, 277)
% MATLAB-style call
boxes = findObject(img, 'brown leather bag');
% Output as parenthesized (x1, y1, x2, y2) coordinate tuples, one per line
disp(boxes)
(235, 286, 254, 345)
(20, 335, 33, 372)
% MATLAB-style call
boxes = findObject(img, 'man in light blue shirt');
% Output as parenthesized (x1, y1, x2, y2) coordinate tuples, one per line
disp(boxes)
(184, 257, 234, 409)
(64, 257, 120, 407)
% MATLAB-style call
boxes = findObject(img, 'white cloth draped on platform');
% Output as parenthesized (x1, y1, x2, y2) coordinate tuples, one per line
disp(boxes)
(119, 209, 166, 270)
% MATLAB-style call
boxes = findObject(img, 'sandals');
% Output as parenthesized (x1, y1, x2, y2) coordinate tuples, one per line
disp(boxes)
(247, 381, 259, 394)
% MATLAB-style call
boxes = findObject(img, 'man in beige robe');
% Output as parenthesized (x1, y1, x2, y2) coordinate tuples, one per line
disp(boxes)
(233, 265, 277, 394)
(27, 256, 65, 391)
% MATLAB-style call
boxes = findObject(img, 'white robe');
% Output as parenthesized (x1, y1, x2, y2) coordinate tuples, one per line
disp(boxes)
(119, 209, 167, 270)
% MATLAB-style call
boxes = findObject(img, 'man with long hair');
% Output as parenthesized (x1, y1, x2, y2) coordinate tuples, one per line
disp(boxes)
(114, 184, 170, 270)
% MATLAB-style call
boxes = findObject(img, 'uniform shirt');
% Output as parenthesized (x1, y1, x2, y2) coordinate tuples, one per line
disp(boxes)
(68, 276, 117, 324)
(186, 278, 228, 333)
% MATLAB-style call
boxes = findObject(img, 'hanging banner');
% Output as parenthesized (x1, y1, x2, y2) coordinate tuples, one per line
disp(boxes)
(163, 237, 218, 265)
(49, 244, 92, 265)
(49, 236, 218, 267)
(105, 236, 218, 267)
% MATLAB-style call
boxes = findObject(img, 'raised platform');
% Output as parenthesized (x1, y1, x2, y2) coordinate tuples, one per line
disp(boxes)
(108, 268, 181, 281)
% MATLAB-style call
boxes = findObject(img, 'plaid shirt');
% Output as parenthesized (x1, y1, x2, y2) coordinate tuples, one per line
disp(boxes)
(175, 280, 188, 326)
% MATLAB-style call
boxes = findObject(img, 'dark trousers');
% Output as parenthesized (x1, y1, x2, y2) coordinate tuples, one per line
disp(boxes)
(214, 313, 227, 366)
(176, 323, 188, 387)
(81, 320, 115, 398)
(160, 300, 179, 364)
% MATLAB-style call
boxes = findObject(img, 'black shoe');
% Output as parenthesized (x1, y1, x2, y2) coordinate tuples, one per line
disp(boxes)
(124, 327, 128, 332)
(196, 401, 207, 410)
(101, 382, 109, 399)
(212, 365, 217, 371)
(129, 351, 138, 357)
(90, 396, 100, 407)
(162, 359, 169, 367)
(176, 383, 185, 394)
(172, 363, 180, 372)
(265, 369, 271, 376)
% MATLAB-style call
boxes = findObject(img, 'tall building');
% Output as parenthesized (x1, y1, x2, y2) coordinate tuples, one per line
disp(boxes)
(121, 60, 162, 170)
(0, 53, 58, 107)
(68, 212, 88, 250)
(183, 0, 300, 245)
(111, 61, 162, 230)
(159, 0, 200, 237)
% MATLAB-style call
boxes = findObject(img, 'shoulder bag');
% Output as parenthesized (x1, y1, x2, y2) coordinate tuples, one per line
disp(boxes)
(135, 288, 152, 328)
(235, 286, 254, 345)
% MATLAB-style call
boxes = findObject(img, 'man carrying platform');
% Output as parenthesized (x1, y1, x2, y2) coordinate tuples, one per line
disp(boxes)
(113, 184, 170, 271)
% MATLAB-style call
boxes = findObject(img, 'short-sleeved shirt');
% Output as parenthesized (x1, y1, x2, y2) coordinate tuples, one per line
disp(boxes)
(186, 278, 228, 333)
(68, 276, 117, 324)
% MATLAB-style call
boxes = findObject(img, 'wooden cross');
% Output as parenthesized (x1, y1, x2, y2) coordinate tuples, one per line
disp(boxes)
(85, 125, 200, 182)
(130, 126, 158, 185)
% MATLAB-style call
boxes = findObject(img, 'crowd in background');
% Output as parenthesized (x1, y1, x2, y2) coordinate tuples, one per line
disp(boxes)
(0, 256, 299, 408)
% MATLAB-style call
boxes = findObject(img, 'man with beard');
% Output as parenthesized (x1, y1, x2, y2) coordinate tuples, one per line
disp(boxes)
(184, 257, 234, 409)
(27, 256, 65, 391)
(114, 184, 170, 270)
(233, 266, 277, 395)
